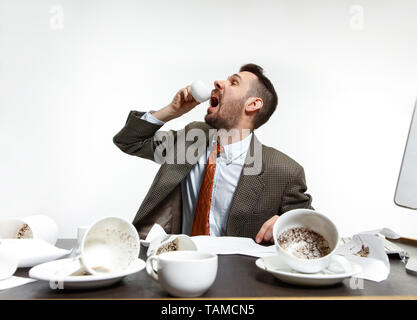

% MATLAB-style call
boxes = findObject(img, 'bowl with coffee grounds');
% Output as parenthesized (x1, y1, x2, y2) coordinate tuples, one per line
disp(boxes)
(273, 209, 340, 273)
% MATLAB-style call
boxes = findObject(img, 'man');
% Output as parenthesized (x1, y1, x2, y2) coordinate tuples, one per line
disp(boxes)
(113, 63, 312, 243)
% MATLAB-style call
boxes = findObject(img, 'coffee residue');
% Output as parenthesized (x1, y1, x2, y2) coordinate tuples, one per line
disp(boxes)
(355, 244, 370, 257)
(156, 238, 179, 255)
(17, 224, 33, 239)
(277, 227, 331, 259)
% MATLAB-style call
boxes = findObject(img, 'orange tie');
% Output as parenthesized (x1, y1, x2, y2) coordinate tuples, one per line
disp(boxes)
(191, 142, 223, 236)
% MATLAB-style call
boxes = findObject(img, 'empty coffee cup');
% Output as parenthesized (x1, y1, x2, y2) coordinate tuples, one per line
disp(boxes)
(56, 217, 140, 277)
(146, 251, 217, 297)
(273, 209, 347, 274)
(147, 234, 197, 257)
(0, 215, 58, 245)
(190, 80, 211, 103)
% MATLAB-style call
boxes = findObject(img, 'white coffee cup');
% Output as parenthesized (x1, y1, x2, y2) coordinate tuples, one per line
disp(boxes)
(0, 215, 58, 245)
(147, 234, 197, 257)
(273, 209, 350, 274)
(190, 80, 211, 103)
(56, 217, 140, 277)
(146, 251, 218, 297)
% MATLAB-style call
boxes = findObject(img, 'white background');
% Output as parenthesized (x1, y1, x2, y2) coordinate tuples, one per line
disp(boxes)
(1, 0, 416, 239)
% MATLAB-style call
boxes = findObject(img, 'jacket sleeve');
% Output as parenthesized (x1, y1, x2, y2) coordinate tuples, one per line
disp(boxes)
(280, 166, 314, 214)
(113, 110, 174, 162)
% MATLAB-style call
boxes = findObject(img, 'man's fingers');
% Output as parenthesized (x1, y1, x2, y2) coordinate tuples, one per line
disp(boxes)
(262, 219, 275, 242)
(256, 222, 269, 243)
(264, 229, 273, 242)
(185, 86, 197, 104)
(256, 215, 278, 243)
(182, 88, 188, 101)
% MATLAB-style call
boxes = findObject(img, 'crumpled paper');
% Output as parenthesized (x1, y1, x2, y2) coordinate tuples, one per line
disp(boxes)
(335, 228, 407, 282)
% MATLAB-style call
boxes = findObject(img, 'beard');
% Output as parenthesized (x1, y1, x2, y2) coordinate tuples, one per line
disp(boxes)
(204, 97, 245, 130)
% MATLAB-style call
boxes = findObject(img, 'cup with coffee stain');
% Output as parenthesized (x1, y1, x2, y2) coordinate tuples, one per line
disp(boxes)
(273, 209, 351, 274)
(56, 217, 140, 277)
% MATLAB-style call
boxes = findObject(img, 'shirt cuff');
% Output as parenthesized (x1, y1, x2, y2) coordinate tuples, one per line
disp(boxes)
(140, 111, 165, 126)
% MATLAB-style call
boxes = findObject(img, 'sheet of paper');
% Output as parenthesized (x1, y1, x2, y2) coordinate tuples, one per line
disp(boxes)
(0, 239, 70, 267)
(0, 276, 36, 291)
(191, 236, 276, 257)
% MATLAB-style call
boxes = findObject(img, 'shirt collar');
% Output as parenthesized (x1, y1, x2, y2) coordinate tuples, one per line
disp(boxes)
(209, 132, 253, 165)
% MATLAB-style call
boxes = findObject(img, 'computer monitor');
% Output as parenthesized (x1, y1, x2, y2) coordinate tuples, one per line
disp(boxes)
(395, 98, 417, 210)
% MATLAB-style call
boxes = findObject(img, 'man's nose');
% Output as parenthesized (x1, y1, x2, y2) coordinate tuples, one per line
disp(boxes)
(214, 80, 225, 90)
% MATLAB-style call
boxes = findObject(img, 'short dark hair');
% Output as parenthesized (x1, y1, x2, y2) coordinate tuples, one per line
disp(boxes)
(239, 63, 278, 129)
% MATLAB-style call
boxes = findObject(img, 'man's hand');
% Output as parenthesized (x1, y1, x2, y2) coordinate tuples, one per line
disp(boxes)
(255, 215, 279, 244)
(152, 85, 200, 122)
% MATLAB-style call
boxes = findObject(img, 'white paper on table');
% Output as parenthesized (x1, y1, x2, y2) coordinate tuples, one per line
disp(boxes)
(0, 239, 69, 268)
(191, 236, 276, 258)
(0, 276, 36, 291)
(359, 227, 401, 239)
(335, 233, 390, 282)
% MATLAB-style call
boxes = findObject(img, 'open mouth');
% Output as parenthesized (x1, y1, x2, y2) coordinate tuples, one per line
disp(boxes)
(210, 96, 219, 108)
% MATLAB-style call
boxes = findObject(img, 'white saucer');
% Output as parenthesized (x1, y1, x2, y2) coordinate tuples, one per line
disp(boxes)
(256, 255, 362, 287)
(29, 258, 146, 290)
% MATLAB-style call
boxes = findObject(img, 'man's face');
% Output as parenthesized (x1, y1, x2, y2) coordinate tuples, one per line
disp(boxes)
(205, 71, 257, 130)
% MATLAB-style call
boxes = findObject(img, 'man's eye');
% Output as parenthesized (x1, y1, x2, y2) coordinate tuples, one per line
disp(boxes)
(231, 81, 238, 86)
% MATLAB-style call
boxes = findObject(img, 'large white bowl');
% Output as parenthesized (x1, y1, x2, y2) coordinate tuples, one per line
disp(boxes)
(272, 209, 339, 273)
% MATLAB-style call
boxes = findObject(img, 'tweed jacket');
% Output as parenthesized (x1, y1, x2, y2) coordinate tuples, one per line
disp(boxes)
(113, 111, 313, 240)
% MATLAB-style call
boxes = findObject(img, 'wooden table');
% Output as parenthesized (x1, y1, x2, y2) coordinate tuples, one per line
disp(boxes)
(1, 239, 417, 299)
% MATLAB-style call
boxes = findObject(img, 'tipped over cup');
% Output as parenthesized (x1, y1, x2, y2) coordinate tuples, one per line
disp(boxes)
(56, 217, 140, 277)
(273, 209, 351, 274)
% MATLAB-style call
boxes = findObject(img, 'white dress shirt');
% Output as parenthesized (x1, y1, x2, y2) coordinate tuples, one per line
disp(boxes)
(141, 112, 252, 236)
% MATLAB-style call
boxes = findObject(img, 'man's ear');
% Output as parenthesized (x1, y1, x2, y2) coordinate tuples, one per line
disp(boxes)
(245, 97, 263, 113)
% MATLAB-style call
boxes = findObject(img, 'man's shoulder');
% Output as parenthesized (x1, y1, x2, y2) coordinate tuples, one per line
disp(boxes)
(261, 144, 304, 176)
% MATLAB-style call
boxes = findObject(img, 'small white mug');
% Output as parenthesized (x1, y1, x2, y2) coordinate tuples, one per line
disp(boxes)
(190, 80, 211, 103)
(147, 234, 197, 257)
(0, 215, 58, 245)
(146, 251, 218, 297)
